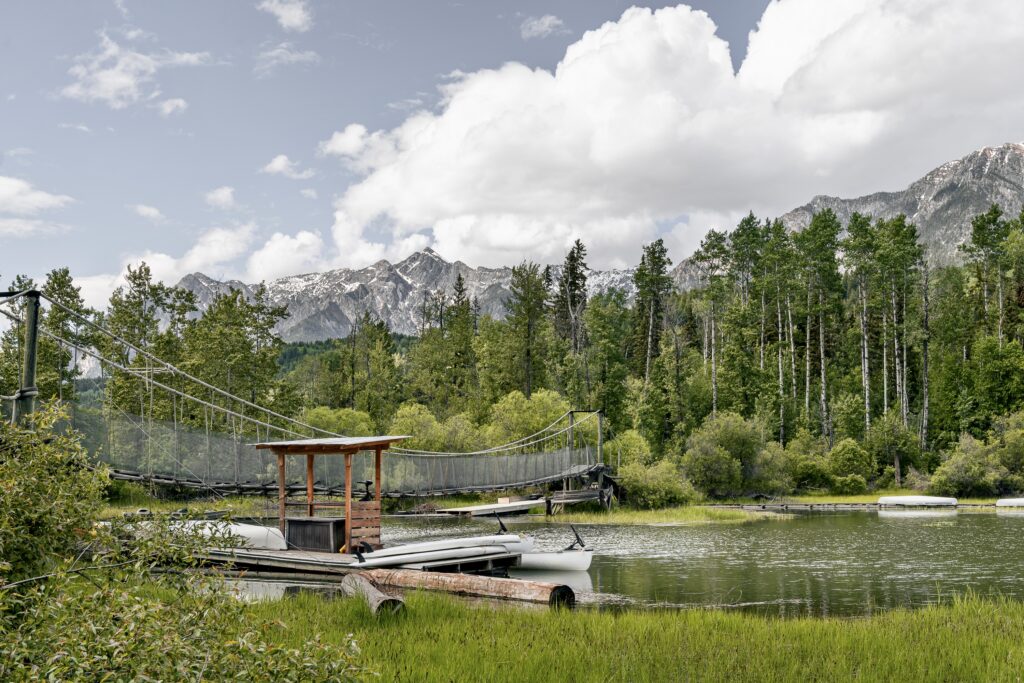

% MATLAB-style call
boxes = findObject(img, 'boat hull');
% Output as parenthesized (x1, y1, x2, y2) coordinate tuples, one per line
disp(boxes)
(518, 549, 593, 571)
(877, 495, 957, 507)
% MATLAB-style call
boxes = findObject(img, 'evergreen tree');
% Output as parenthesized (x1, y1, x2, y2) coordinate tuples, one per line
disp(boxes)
(632, 239, 673, 384)
(506, 261, 549, 398)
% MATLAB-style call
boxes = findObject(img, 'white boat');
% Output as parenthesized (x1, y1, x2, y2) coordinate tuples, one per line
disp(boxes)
(518, 548, 593, 571)
(351, 544, 511, 568)
(996, 498, 1024, 507)
(878, 495, 957, 507)
(356, 534, 534, 558)
(508, 569, 594, 593)
(172, 520, 288, 551)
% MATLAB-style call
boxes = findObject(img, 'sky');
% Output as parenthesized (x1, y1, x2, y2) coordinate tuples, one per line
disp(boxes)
(2, 0, 1024, 309)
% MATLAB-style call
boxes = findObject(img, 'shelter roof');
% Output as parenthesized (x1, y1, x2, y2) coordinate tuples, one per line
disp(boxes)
(254, 435, 410, 454)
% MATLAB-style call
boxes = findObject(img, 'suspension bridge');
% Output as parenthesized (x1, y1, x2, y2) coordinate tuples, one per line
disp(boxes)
(1, 289, 607, 499)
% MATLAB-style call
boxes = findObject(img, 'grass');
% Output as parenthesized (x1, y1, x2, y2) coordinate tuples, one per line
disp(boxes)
(554, 505, 781, 525)
(787, 488, 999, 505)
(248, 591, 1024, 681)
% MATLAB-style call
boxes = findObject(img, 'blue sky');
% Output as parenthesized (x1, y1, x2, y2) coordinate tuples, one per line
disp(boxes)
(2, 1, 1023, 307)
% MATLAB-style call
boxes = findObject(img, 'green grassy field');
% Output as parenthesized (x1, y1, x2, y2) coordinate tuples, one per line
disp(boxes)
(787, 488, 998, 505)
(554, 505, 779, 525)
(249, 591, 1024, 682)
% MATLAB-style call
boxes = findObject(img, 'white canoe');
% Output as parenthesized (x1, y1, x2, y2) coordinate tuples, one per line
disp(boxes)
(352, 544, 510, 568)
(878, 495, 957, 507)
(359, 535, 533, 559)
(518, 549, 593, 572)
(508, 569, 594, 593)
(997, 498, 1024, 507)
(173, 520, 287, 551)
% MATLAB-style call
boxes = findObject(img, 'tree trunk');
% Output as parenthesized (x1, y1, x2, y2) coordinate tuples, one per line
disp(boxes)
(644, 299, 656, 385)
(882, 307, 889, 415)
(341, 573, 405, 616)
(777, 290, 785, 445)
(818, 292, 830, 445)
(998, 266, 1005, 348)
(805, 284, 812, 420)
(759, 289, 766, 371)
(859, 277, 871, 434)
(921, 258, 931, 452)
(711, 300, 718, 416)
(787, 293, 797, 400)
(901, 284, 909, 427)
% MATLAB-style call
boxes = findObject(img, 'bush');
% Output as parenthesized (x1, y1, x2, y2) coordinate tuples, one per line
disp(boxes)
(389, 402, 444, 451)
(793, 457, 833, 491)
(828, 438, 876, 482)
(608, 430, 653, 469)
(747, 442, 795, 495)
(686, 412, 764, 480)
(303, 406, 374, 436)
(928, 435, 1009, 497)
(619, 461, 697, 509)
(831, 474, 868, 495)
(681, 441, 742, 498)
(865, 410, 921, 480)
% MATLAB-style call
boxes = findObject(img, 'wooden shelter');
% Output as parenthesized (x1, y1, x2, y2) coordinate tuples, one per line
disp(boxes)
(255, 435, 408, 552)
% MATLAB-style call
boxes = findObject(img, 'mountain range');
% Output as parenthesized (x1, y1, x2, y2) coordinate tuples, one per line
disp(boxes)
(177, 142, 1024, 342)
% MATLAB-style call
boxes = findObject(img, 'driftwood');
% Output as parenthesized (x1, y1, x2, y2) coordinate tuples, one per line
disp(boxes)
(361, 568, 575, 607)
(340, 573, 405, 615)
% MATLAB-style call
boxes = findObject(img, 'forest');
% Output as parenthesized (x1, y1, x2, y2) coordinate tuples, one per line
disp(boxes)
(5, 203, 1024, 503)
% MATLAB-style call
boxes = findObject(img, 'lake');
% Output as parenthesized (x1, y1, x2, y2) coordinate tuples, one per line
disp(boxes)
(378, 510, 1024, 617)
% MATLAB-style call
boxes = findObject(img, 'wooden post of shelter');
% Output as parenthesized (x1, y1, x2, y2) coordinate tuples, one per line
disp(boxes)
(344, 452, 353, 551)
(277, 452, 286, 533)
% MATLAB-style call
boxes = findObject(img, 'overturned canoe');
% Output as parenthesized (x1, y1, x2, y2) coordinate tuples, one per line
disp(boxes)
(353, 545, 511, 568)
(878, 495, 957, 507)
(996, 498, 1024, 507)
(356, 534, 534, 558)
(518, 548, 593, 572)
(173, 520, 288, 550)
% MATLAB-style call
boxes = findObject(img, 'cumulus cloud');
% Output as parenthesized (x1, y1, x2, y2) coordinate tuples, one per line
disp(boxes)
(254, 42, 319, 77)
(0, 176, 73, 215)
(261, 154, 315, 179)
(0, 217, 69, 238)
(204, 186, 236, 209)
(61, 31, 208, 110)
(258, 0, 312, 32)
(520, 15, 567, 40)
(133, 204, 164, 221)
(245, 230, 325, 281)
(318, 1, 1024, 269)
(157, 97, 188, 116)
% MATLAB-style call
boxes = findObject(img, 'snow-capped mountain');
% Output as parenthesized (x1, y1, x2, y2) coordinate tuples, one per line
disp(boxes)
(176, 248, 638, 341)
(782, 142, 1024, 262)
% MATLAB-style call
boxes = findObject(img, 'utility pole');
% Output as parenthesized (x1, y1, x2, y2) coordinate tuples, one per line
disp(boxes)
(12, 290, 41, 424)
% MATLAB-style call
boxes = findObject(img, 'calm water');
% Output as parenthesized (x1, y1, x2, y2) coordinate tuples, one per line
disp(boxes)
(375, 510, 1024, 617)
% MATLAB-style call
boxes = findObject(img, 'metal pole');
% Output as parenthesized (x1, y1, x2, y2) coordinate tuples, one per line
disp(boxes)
(597, 410, 604, 465)
(14, 290, 41, 425)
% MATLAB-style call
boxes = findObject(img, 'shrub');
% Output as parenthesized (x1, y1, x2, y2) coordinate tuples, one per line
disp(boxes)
(831, 474, 868, 495)
(608, 430, 653, 469)
(747, 441, 795, 495)
(681, 441, 742, 498)
(828, 438, 876, 482)
(389, 402, 444, 451)
(865, 410, 921, 480)
(928, 435, 1009, 497)
(619, 461, 697, 509)
(686, 411, 764, 480)
(303, 406, 374, 436)
(793, 457, 833, 491)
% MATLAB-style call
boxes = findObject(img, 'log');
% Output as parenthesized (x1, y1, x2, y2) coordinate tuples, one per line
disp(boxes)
(361, 568, 575, 607)
(340, 573, 405, 615)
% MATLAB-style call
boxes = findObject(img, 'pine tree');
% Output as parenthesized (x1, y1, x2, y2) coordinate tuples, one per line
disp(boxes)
(632, 239, 673, 385)
(507, 261, 549, 398)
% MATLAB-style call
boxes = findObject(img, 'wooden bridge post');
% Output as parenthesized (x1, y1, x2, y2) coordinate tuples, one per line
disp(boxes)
(597, 410, 603, 465)
(277, 452, 286, 532)
(306, 453, 315, 517)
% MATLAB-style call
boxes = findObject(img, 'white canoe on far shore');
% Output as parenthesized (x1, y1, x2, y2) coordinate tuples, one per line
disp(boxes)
(996, 498, 1024, 507)
(877, 495, 958, 507)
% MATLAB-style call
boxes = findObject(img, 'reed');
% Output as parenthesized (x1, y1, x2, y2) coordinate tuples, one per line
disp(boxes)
(554, 505, 779, 525)
(249, 592, 1024, 681)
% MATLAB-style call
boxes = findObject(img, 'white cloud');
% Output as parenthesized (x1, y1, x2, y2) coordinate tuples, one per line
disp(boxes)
(61, 31, 208, 110)
(58, 122, 92, 134)
(79, 223, 257, 308)
(300, 188, 318, 199)
(204, 186, 236, 209)
(4, 147, 33, 159)
(320, 1, 1024, 269)
(261, 154, 315, 179)
(157, 97, 188, 116)
(254, 42, 319, 77)
(133, 204, 164, 221)
(318, 123, 368, 157)
(520, 15, 567, 40)
(246, 230, 325, 281)
(0, 217, 69, 238)
(0, 176, 73, 215)
(258, 0, 312, 32)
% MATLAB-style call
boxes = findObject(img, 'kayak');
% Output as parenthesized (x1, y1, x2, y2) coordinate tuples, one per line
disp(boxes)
(518, 548, 593, 571)
(877, 495, 957, 507)
(173, 520, 287, 551)
(356, 535, 534, 558)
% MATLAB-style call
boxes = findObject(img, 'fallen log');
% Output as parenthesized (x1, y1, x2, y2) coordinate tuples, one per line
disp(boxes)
(340, 573, 405, 615)
(361, 568, 574, 607)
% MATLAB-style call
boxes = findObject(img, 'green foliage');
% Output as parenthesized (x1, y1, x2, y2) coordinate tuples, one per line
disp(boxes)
(303, 406, 374, 436)
(685, 411, 765, 480)
(831, 474, 868, 495)
(484, 389, 571, 448)
(928, 435, 1011, 497)
(747, 441, 795, 495)
(865, 411, 921, 479)
(607, 429, 653, 469)
(618, 460, 697, 509)
(828, 438, 876, 482)
(389, 402, 445, 451)
(681, 441, 742, 498)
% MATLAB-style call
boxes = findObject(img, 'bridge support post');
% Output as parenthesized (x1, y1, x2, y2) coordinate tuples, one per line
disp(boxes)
(13, 290, 40, 425)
